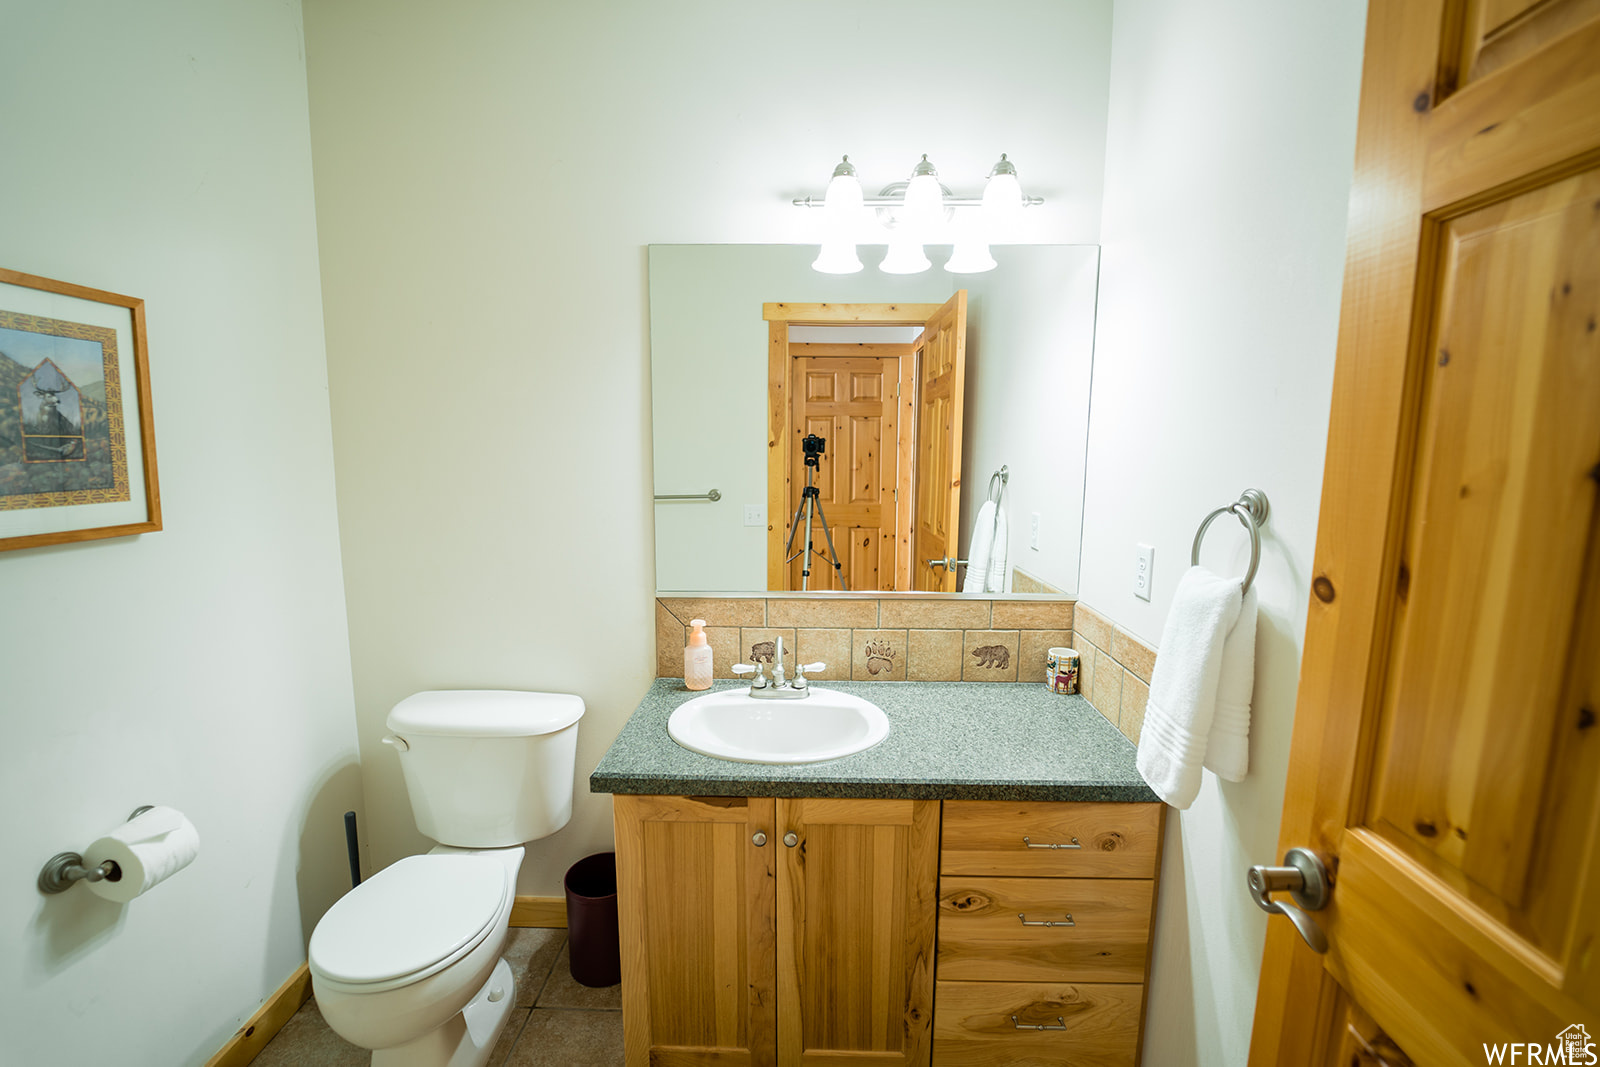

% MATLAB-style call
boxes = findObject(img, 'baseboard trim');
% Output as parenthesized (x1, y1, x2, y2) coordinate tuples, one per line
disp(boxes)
(203, 961, 312, 1067)
(511, 895, 567, 927)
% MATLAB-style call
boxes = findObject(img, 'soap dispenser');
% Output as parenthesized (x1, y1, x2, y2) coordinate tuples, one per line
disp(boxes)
(684, 619, 713, 691)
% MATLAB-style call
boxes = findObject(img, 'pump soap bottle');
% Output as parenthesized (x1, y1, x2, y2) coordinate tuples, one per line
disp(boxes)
(684, 619, 713, 691)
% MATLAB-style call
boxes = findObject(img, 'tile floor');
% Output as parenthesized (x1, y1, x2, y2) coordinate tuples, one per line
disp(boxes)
(254, 929, 623, 1066)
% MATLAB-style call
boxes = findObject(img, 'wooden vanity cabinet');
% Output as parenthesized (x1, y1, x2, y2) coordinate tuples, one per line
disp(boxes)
(614, 794, 940, 1067)
(932, 800, 1165, 1067)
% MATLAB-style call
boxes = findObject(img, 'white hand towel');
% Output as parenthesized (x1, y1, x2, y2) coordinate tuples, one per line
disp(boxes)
(985, 504, 1008, 593)
(1136, 566, 1243, 809)
(1204, 582, 1258, 781)
(962, 500, 996, 593)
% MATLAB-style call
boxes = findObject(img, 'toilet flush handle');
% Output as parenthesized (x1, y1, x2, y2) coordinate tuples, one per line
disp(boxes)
(382, 735, 410, 752)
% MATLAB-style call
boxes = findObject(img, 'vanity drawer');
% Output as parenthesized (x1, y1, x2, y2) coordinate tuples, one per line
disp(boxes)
(941, 800, 1161, 878)
(932, 980, 1142, 1067)
(937, 876, 1153, 983)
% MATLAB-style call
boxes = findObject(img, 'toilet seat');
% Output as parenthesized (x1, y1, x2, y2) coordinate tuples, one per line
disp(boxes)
(309, 854, 508, 993)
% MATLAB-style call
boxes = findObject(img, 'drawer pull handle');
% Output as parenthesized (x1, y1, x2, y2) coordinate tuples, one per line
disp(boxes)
(1011, 1015, 1067, 1031)
(1018, 912, 1075, 927)
(1022, 835, 1081, 850)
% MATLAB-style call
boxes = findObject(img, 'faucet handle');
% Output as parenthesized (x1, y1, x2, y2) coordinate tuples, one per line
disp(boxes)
(792, 662, 826, 689)
(733, 663, 768, 688)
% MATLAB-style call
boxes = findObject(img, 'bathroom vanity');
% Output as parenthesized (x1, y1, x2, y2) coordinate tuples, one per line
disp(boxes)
(592, 680, 1163, 1067)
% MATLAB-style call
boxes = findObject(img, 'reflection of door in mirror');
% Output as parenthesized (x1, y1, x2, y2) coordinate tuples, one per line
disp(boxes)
(765, 294, 967, 592)
(912, 291, 967, 591)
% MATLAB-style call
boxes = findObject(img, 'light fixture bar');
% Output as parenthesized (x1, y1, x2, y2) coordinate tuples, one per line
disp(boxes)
(792, 195, 1044, 209)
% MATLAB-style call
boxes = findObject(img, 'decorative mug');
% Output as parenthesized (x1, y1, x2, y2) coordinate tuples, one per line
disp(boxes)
(1047, 647, 1080, 695)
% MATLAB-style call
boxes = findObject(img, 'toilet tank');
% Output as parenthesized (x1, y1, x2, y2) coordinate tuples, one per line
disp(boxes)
(385, 690, 584, 847)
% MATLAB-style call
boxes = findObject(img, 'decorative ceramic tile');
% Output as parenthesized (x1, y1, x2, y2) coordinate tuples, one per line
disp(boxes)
(1009, 567, 1062, 594)
(705, 626, 742, 679)
(1017, 630, 1073, 684)
(1077, 631, 1097, 700)
(963, 630, 1020, 682)
(655, 601, 684, 678)
(1112, 627, 1158, 684)
(1090, 645, 1123, 722)
(767, 598, 878, 629)
(657, 596, 765, 629)
(851, 629, 908, 680)
(906, 628, 964, 681)
(1075, 602, 1113, 651)
(877, 599, 991, 630)
(991, 600, 1074, 631)
(739, 628, 797, 672)
(794, 628, 852, 682)
(1120, 671, 1149, 746)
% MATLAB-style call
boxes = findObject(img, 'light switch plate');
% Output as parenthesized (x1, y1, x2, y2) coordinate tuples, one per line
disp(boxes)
(744, 505, 765, 528)
(1135, 543, 1154, 601)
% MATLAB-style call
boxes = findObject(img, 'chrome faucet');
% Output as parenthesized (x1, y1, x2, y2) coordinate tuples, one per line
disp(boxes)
(733, 636, 826, 699)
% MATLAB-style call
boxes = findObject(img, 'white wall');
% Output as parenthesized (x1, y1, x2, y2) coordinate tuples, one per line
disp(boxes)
(1083, 1, 1367, 1062)
(961, 245, 1100, 594)
(0, 4, 360, 1064)
(304, 0, 1115, 896)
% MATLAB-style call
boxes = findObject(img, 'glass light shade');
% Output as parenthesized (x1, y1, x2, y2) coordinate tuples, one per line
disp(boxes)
(822, 170, 864, 224)
(945, 236, 996, 274)
(903, 173, 944, 233)
(812, 239, 863, 274)
(982, 170, 1024, 221)
(880, 237, 931, 275)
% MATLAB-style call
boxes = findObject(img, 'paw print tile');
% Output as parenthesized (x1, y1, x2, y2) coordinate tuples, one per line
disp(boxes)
(851, 629, 907, 681)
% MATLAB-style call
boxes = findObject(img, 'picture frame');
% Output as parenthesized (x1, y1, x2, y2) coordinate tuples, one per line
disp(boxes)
(0, 267, 161, 551)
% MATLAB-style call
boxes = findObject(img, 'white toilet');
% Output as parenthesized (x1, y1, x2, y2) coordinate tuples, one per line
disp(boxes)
(309, 690, 584, 1066)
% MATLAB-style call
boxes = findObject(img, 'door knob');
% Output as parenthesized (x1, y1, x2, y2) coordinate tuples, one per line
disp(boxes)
(1248, 847, 1330, 954)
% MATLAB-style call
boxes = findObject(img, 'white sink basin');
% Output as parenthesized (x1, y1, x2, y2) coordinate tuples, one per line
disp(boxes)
(667, 687, 889, 764)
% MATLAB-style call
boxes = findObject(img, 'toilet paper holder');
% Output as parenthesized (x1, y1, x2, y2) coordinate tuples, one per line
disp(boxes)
(37, 806, 154, 894)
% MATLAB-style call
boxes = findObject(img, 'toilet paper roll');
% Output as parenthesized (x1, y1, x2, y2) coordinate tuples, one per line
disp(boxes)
(82, 806, 200, 903)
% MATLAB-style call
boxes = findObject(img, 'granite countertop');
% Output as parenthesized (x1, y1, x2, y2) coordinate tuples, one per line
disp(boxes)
(590, 678, 1160, 802)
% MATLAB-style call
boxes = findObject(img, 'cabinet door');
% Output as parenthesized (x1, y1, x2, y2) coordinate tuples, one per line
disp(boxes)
(777, 797, 939, 1066)
(615, 795, 777, 1067)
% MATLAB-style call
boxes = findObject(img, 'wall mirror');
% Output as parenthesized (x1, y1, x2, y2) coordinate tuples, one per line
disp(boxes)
(650, 244, 1098, 597)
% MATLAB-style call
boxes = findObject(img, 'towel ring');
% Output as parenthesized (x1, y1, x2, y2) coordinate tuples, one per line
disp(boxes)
(1190, 489, 1270, 594)
(987, 465, 1009, 505)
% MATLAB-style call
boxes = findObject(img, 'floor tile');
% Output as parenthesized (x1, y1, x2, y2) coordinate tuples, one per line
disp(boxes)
(503, 927, 567, 1008)
(536, 943, 623, 1010)
(489, 1008, 533, 1067)
(504, 1009, 625, 1065)
(252, 998, 366, 1067)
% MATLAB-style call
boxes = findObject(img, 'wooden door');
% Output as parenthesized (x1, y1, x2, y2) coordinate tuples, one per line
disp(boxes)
(777, 797, 940, 1066)
(912, 291, 968, 591)
(785, 345, 908, 591)
(616, 795, 778, 1067)
(1248, 2, 1600, 1064)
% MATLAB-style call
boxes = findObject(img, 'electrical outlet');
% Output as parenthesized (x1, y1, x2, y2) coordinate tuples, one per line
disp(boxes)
(1030, 512, 1041, 550)
(744, 504, 765, 528)
(1134, 543, 1154, 601)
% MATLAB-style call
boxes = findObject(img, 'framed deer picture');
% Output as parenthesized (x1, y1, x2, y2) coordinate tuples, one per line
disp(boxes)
(0, 268, 160, 551)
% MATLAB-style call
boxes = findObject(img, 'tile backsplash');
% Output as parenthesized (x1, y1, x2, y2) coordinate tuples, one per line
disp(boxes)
(655, 595, 1158, 749)
(656, 597, 1072, 686)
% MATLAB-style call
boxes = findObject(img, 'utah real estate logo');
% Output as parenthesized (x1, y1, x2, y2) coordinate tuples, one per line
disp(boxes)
(1484, 1025, 1597, 1065)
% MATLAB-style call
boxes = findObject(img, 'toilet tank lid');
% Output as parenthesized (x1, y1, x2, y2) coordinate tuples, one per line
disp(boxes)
(387, 690, 585, 737)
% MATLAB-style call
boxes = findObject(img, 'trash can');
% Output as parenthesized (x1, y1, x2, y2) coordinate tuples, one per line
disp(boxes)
(564, 852, 620, 987)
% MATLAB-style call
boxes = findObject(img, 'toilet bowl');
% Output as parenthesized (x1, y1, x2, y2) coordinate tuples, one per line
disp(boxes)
(308, 691, 583, 1066)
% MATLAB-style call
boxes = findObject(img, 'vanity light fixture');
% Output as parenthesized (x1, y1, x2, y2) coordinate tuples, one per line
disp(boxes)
(795, 153, 1042, 274)
(812, 156, 864, 274)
